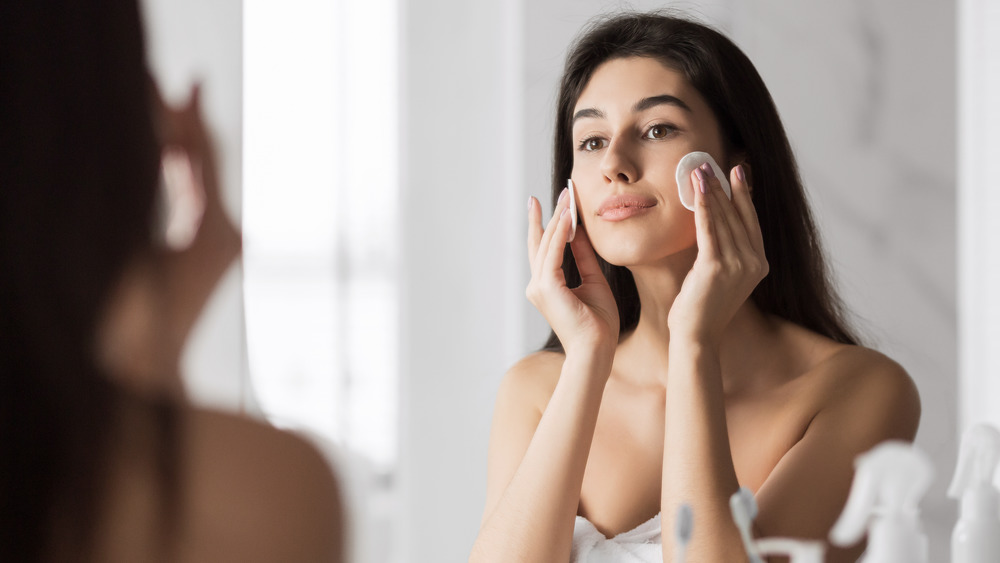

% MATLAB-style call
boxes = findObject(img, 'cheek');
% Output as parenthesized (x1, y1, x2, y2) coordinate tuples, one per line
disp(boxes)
(569, 179, 601, 224)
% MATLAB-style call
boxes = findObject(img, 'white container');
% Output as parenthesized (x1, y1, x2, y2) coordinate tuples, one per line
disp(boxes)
(948, 424, 1000, 563)
(829, 441, 933, 563)
(756, 537, 825, 563)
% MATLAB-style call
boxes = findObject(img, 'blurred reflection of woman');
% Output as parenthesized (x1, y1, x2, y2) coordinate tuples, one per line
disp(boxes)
(0, 1, 341, 561)
(471, 12, 919, 563)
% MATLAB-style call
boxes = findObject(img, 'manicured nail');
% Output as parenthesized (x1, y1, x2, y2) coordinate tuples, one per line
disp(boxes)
(736, 164, 746, 182)
(700, 162, 715, 178)
(699, 176, 708, 194)
(560, 207, 568, 218)
(695, 167, 705, 182)
(558, 187, 568, 204)
(528, 196, 534, 210)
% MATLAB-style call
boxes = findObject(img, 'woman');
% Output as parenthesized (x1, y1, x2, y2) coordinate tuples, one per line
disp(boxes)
(0, 1, 342, 561)
(470, 12, 919, 563)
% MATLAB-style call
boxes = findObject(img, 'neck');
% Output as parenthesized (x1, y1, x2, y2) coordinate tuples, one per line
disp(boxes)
(614, 248, 779, 393)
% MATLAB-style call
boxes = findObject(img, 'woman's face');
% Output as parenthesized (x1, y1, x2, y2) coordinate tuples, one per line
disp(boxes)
(571, 56, 728, 267)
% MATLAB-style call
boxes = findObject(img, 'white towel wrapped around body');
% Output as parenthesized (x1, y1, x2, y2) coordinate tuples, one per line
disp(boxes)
(571, 514, 663, 562)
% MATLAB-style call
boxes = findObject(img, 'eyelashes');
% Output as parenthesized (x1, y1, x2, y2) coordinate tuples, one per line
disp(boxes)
(578, 137, 607, 151)
(576, 123, 679, 152)
(644, 123, 678, 140)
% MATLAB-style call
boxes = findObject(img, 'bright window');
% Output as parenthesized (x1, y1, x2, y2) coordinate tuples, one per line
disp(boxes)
(243, 0, 399, 477)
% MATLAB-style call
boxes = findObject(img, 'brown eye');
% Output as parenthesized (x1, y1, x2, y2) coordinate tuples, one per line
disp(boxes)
(645, 124, 674, 139)
(580, 137, 607, 151)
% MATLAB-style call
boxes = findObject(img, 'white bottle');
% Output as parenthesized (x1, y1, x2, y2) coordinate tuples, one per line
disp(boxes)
(947, 423, 1000, 563)
(728, 487, 826, 563)
(829, 440, 934, 563)
(756, 538, 825, 563)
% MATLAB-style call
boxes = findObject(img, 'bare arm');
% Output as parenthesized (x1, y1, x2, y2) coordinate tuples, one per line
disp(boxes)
(661, 340, 747, 561)
(659, 165, 920, 562)
(96, 84, 241, 397)
(470, 189, 619, 563)
(659, 164, 764, 561)
(471, 352, 609, 563)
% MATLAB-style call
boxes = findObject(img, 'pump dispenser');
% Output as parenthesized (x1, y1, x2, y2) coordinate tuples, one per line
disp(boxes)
(728, 487, 827, 563)
(829, 441, 933, 563)
(730, 487, 764, 563)
(756, 538, 825, 563)
(947, 423, 1000, 563)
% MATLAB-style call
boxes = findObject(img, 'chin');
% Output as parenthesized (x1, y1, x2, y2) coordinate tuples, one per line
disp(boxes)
(592, 240, 666, 268)
(589, 228, 695, 268)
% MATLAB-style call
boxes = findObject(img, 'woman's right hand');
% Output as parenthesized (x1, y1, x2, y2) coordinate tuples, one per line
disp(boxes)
(526, 188, 619, 363)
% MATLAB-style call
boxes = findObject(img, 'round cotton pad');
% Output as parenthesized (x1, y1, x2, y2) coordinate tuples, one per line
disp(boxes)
(675, 151, 732, 211)
(567, 178, 578, 242)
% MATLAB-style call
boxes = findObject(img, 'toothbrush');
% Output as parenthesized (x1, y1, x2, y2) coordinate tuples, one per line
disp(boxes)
(730, 487, 765, 563)
(674, 503, 693, 563)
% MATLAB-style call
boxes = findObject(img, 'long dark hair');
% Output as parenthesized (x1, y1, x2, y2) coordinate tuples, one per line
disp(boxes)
(0, 1, 177, 560)
(544, 12, 858, 350)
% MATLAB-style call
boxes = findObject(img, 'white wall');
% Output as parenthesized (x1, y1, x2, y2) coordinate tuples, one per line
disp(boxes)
(958, 0, 1000, 438)
(140, 0, 248, 411)
(727, 2, 957, 558)
(397, 0, 525, 561)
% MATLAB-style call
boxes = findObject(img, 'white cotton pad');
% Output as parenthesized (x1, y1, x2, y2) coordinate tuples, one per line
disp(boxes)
(675, 151, 732, 211)
(567, 178, 578, 242)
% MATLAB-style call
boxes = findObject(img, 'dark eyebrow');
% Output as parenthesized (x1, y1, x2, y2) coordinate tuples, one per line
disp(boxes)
(572, 107, 605, 124)
(633, 94, 691, 113)
(572, 94, 691, 125)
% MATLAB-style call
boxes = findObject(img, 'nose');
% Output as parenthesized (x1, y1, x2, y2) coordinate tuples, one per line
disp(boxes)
(600, 138, 639, 184)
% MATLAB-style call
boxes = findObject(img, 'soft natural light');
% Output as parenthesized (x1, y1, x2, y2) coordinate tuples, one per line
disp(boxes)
(243, 0, 399, 473)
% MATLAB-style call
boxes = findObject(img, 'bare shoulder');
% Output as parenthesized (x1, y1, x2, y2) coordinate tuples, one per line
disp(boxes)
(498, 350, 566, 413)
(178, 407, 343, 562)
(809, 345, 921, 442)
(482, 350, 566, 520)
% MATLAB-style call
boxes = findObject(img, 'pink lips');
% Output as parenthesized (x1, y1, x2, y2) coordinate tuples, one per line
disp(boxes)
(596, 194, 657, 221)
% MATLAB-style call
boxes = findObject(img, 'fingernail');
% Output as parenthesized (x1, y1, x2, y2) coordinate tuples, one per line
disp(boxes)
(695, 168, 705, 182)
(700, 162, 715, 178)
(527, 196, 534, 210)
(736, 164, 746, 182)
(560, 207, 568, 218)
(699, 176, 708, 194)
(558, 187, 568, 204)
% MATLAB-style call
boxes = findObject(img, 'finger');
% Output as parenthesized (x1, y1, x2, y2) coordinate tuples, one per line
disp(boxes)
(188, 81, 202, 111)
(730, 165, 765, 256)
(692, 169, 719, 259)
(527, 197, 544, 270)
(568, 224, 603, 283)
(704, 165, 753, 257)
(533, 188, 570, 271)
(698, 168, 738, 258)
(541, 208, 572, 283)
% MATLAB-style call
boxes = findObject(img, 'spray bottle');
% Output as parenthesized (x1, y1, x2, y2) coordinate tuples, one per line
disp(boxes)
(729, 487, 826, 563)
(948, 423, 1000, 563)
(829, 440, 933, 563)
(756, 538, 825, 563)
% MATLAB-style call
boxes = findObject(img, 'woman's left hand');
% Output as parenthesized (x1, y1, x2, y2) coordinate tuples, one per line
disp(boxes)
(667, 163, 768, 345)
